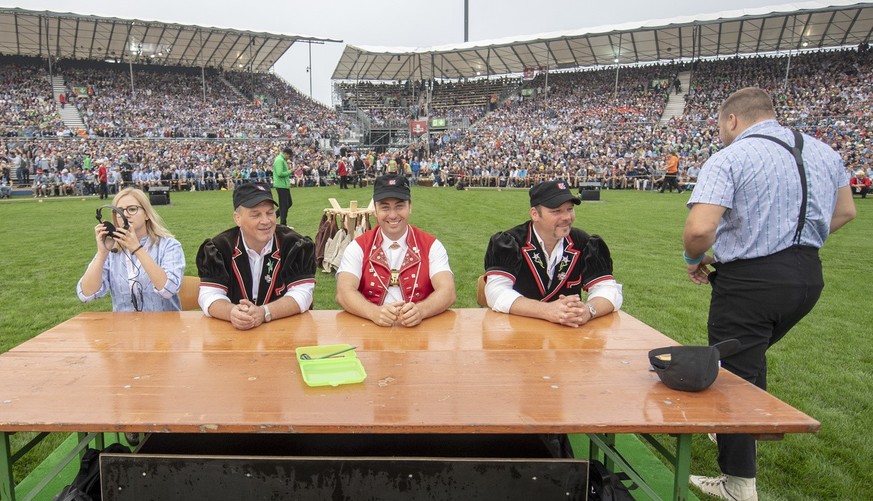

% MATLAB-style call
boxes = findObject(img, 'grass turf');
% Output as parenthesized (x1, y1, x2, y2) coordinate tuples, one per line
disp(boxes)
(0, 186, 870, 499)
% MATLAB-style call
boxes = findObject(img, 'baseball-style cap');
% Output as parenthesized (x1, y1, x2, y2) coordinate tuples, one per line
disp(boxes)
(529, 181, 581, 208)
(233, 183, 277, 209)
(373, 174, 411, 201)
(648, 339, 741, 392)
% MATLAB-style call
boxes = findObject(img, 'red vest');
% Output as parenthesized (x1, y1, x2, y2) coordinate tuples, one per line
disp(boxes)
(355, 226, 436, 305)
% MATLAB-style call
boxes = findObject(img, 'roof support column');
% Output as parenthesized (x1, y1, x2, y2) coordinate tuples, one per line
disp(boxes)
(614, 33, 623, 101)
(44, 15, 53, 84)
(784, 15, 799, 89)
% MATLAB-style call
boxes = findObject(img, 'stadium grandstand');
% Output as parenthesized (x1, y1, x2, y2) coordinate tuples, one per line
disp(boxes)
(0, 2, 871, 197)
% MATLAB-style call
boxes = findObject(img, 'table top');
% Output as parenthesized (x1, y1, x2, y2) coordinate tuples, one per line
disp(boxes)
(0, 310, 820, 435)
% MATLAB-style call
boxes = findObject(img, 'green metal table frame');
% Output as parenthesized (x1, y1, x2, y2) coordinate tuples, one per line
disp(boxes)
(0, 431, 108, 501)
(588, 432, 692, 501)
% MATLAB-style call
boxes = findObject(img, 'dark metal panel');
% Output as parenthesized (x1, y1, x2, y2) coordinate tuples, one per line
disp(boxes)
(103, 455, 587, 501)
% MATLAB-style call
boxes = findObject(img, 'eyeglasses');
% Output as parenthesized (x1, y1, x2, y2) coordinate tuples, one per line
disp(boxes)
(118, 205, 143, 216)
(130, 280, 144, 312)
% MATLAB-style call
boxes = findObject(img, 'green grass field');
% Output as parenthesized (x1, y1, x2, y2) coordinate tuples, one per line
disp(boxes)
(0, 187, 870, 500)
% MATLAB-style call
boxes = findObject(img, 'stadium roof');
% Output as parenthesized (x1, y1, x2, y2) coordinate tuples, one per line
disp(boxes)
(332, 1, 873, 80)
(0, 7, 341, 72)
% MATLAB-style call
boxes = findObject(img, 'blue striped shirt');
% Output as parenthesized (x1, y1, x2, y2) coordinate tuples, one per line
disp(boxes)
(77, 236, 186, 311)
(688, 120, 848, 263)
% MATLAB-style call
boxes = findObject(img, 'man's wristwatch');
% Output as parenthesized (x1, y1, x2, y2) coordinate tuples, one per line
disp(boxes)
(585, 302, 597, 319)
(263, 304, 272, 323)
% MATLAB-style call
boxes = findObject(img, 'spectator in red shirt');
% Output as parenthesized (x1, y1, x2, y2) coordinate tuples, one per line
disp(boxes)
(850, 169, 871, 198)
(97, 161, 109, 200)
(337, 156, 349, 190)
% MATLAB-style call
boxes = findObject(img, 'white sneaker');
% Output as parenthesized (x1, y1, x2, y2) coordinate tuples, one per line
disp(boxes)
(690, 474, 757, 501)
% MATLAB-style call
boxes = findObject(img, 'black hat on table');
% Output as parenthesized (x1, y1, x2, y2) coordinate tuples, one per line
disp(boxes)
(648, 339, 741, 392)
(233, 183, 277, 209)
(529, 181, 581, 208)
(373, 174, 411, 201)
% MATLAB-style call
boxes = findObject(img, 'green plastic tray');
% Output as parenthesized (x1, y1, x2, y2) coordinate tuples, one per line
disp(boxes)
(295, 343, 367, 387)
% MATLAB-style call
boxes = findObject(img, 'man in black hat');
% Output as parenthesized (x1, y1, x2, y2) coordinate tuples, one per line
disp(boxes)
(336, 174, 456, 327)
(483, 180, 623, 326)
(196, 182, 316, 330)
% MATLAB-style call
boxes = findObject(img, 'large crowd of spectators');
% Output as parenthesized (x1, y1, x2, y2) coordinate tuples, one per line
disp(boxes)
(2, 48, 871, 194)
(0, 58, 65, 137)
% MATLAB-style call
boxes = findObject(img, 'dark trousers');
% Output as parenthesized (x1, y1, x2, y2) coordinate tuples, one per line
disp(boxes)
(339, 175, 349, 189)
(708, 246, 823, 478)
(659, 175, 682, 192)
(99, 181, 108, 199)
(276, 187, 292, 225)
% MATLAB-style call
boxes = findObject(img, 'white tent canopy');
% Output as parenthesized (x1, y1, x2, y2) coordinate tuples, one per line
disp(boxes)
(332, 1, 873, 81)
(0, 7, 341, 72)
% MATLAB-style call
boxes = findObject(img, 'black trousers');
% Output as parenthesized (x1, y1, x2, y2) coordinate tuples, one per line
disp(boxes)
(276, 187, 292, 225)
(99, 181, 108, 199)
(659, 175, 682, 192)
(708, 246, 823, 478)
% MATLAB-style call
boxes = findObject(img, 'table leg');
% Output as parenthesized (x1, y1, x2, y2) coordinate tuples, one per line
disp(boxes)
(673, 434, 692, 501)
(1, 432, 15, 501)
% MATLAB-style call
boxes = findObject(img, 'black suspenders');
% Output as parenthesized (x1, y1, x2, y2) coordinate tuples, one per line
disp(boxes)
(744, 130, 807, 245)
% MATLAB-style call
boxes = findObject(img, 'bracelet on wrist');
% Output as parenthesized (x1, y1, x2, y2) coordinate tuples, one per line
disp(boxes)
(132, 245, 144, 255)
(683, 250, 704, 265)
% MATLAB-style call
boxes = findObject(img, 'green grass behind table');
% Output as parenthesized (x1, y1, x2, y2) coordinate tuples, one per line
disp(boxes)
(0, 187, 870, 500)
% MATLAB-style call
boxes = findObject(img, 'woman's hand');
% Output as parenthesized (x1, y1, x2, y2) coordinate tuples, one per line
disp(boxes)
(94, 223, 112, 255)
(112, 226, 141, 253)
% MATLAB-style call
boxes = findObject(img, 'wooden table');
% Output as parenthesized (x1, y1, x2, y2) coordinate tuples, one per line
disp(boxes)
(0, 309, 820, 500)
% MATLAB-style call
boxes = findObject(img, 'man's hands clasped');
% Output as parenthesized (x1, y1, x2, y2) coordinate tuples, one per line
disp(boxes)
(372, 301, 423, 327)
(545, 294, 594, 328)
(230, 299, 266, 330)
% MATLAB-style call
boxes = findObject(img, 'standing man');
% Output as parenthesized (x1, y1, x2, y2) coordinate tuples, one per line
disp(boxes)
(659, 151, 683, 193)
(337, 156, 349, 189)
(683, 87, 855, 501)
(97, 160, 108, 200)
(483, 181, 623, 327)
(272, 147, 293, 226)
(196, 183, 316, 330)
(336, 174, 456, 327)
